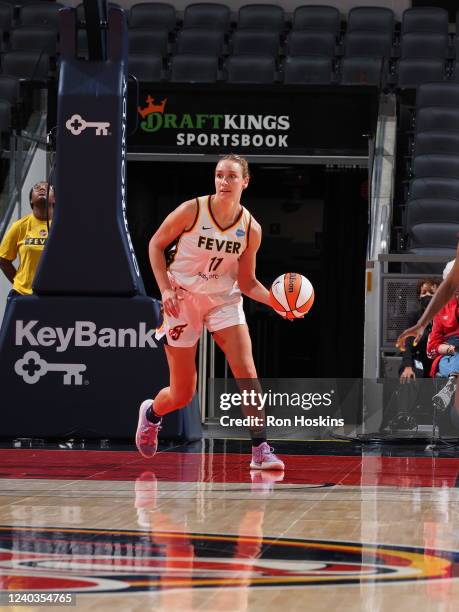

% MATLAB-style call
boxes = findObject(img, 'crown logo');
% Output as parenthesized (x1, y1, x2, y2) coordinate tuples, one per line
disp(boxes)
(138, 96, 168, 120)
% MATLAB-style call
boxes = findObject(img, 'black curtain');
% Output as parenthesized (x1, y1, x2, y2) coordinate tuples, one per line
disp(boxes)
(318, 169, 368, 378)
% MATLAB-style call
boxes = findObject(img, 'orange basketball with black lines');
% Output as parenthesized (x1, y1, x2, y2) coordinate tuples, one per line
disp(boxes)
(269, 273, 314, 320)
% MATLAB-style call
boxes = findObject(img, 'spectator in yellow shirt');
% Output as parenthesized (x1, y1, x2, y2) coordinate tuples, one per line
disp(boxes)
(0, 182, 55, 296)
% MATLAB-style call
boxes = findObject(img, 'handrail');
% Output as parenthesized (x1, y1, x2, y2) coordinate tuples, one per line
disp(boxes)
(368, 94, 396, 261)
(379, 254, 454, 262)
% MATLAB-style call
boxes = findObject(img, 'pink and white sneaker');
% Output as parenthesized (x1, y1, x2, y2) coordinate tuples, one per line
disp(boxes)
(250, 442, 285, 471)
(135, 400, 161, 459)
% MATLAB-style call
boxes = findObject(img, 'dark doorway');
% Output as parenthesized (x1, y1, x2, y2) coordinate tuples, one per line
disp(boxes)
(127, 161, 368, 378)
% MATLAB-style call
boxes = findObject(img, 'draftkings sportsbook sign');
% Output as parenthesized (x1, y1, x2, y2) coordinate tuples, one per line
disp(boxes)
(130, 85, 376, 155)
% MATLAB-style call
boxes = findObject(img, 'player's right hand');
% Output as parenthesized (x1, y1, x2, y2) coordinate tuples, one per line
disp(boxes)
(396, 323, 425, 351)
(161, 288, 181, 318)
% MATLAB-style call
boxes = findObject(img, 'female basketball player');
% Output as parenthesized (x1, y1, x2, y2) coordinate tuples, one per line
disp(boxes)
(136, 154, 285, 470)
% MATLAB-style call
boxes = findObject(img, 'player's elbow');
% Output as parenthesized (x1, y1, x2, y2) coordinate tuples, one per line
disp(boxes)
(148, 234, 163, 255)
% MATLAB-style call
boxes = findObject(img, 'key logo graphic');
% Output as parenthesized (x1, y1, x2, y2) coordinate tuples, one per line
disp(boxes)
(14, 351, 87, 385)
(65, 114, 110, 136)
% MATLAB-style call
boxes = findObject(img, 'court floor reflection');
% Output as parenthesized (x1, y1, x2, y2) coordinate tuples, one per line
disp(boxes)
(1, 444, 459, 610)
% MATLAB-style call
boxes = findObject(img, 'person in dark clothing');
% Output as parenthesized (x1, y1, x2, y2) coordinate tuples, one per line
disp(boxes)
(384, 278, 440, 432)
(399, 278, 440, 383)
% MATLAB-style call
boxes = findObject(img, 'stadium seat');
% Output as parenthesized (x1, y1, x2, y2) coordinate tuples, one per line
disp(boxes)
(416, 107, 459, 132)
(10, 26, 57, 54)
(183, 3, 231, 31)
(76, 3, 85, 23)
(129, 3, 176, 32)
(170, 54, 219, 82)
(0, 97, 11, 132)
(77, 28, 88, 57)
(0, 2, 13, 32)
(408, 222, 459, 250)
(292, 5, 340, 35)
(128, 29, 168, 56)
(401, 7, 448, 34)
(128, 55, 163, 82)
(413, 155, 459, 180)
(406, 198, 459, 226)
(449, 62, 459, 84)
(400, 32, 449, 59)
(339, 56, 384, 86)
(344, 31, 392, 59)
(175, 28, 225, 56)
(396, 58, 446, 89)
(416, 83, 459, 108)
(18, 3, 64, 28)
(1, 50, 49, 80)
(238, 4, 284, 32)
(232, 30, 279, 57)
(414, 132, 459, 157)
(283, 55, 333, 84)
(347, 7, 394, 34)
(286, 31, 335, 57)
(0, 74, 19, 103)
(226, 55, 276, 83)
(409, 177, 459, 201)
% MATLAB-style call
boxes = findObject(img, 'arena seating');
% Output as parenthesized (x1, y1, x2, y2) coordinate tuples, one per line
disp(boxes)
(124, 4, 458, 86)
(399, 82, 459, 258)
(6, 3, 459, 87)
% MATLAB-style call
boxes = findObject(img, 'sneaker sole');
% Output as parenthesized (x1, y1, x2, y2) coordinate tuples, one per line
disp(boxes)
(136, 399, 156, 459)
(432, 398, 449, 413)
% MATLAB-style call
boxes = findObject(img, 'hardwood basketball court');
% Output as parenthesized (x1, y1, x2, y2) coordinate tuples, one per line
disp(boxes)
(1, 439, 459, 610)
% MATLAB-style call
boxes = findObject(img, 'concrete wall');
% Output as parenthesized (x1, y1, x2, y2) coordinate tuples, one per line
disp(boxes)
(64, 0, 411, 20)
(0, 146, 47, 326)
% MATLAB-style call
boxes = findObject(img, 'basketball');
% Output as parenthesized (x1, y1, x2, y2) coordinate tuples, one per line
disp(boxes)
(269, 273, 315, 320)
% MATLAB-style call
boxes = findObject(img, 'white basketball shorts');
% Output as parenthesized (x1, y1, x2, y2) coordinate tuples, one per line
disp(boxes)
(155, 283, 246, 348)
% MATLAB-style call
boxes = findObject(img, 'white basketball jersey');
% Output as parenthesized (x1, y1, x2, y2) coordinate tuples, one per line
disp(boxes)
(167, 195, 252, 295)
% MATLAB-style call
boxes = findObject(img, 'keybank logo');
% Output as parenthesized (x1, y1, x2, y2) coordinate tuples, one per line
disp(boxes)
(15, 351, 86, 385)
(15, 321, 157, 353)
(137, 95, 291, 148)
(65, 114, 110, 136)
